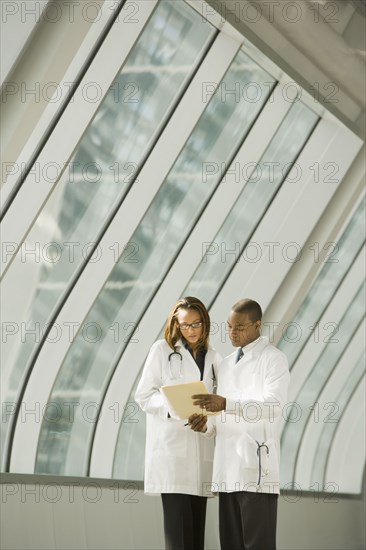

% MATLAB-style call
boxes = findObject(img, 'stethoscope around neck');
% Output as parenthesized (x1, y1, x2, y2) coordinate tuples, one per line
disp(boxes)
(168, 350, 183, 379)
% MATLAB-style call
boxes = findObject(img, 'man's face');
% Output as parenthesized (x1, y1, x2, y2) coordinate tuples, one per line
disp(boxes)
(227, 310, 260, 348)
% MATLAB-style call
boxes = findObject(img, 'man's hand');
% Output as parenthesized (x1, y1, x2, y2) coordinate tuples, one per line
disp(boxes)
(192, 393, 226, 413)
(187, 414, 207, 432)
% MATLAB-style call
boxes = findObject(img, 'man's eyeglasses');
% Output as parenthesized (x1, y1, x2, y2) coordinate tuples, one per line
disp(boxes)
(179, 321, 203, 330)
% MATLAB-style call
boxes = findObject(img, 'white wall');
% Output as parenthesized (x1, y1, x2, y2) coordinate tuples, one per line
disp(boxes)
(1, 476, 365, 550)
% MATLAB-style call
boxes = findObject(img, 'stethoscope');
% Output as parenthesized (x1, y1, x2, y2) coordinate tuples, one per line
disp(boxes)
(168, 350, 183, 379)
(167, 350, 216, 386)
(256, 441, 269, 487)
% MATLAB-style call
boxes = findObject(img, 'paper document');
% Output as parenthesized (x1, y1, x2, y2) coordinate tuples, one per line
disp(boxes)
(160, 381, 218, 420)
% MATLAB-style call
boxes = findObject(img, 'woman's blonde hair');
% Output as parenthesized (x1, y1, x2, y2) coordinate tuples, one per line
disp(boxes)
(164, 296, 210, 351)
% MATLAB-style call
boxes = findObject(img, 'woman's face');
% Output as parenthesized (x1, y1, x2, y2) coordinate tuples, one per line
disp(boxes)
(175, 308, 203, 349)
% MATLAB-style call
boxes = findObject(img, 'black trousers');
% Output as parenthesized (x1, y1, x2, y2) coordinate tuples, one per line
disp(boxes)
(161, 493, 207, 550)
(219, 491, 278, 550)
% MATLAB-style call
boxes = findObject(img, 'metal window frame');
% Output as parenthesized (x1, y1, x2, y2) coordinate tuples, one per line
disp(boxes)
(265, 159, 365, 347)
(1, 0, 219, 470)
(1, 0, 159, 277)
(286, 249, 365, 404)
(209, 118, 362, 357)
(3, 0, 364, 484)
(89, 82, 293, 477)
(325, 375, 366, 494)
(296, 320, 365, 490)
(9, 29, 243, 474)
(1, 0, 127, 215)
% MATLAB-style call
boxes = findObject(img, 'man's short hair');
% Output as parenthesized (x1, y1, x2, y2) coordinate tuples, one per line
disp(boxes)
(232, 299, 262, 322)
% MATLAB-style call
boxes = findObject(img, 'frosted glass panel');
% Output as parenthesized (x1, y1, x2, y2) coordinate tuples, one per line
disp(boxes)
(35, 49, 274, 475)
(1, 0, 214, 468)
(278, 198, 365, 367)
(281, 282, 366, 487)
(183, 101, 318, 303)
(113, 101, 318, 480)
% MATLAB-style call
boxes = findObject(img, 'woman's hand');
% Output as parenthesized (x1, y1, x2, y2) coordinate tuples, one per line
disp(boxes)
(192, 393, 226, 412)
(187, 414, 207, 432)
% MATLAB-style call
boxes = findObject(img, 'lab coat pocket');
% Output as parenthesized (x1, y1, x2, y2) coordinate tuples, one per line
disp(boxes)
(235, 434, 278, 474)
(235, 433, 260, 469)
(153, 419, 189, 458)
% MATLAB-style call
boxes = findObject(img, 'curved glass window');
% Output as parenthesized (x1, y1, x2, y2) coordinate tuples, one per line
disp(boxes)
(280, 282, 365, 487)
(278, 197, 365, 489)
(113, 100, 318, 480)
(183, 101, 318, 303)
(1, 0, 214, 466)
(113, 376, 147, 481)
(278, 197, 365, 367)
(35, 49, 274, 475)
(312, 351, 365, 485)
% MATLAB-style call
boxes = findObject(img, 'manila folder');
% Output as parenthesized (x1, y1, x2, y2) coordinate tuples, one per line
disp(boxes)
(160, 380, 217, 420)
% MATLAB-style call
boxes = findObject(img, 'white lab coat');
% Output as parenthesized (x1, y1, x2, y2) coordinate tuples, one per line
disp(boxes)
(206, 336, 290, 494)
(135, 338, 222, 496)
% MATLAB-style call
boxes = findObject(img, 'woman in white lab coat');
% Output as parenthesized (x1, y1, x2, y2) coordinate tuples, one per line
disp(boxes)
(135, 296, 221, 550)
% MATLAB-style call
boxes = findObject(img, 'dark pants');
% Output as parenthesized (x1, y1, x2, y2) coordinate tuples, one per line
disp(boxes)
(219, 491, 278, 550)
(161, 493, 207, 550)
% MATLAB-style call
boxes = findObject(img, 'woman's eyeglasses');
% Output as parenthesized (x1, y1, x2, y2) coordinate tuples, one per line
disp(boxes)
(178, 321, 203, 330)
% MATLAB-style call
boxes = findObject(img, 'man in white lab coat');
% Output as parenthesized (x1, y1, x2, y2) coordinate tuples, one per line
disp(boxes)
(190, 299, 290, 550)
